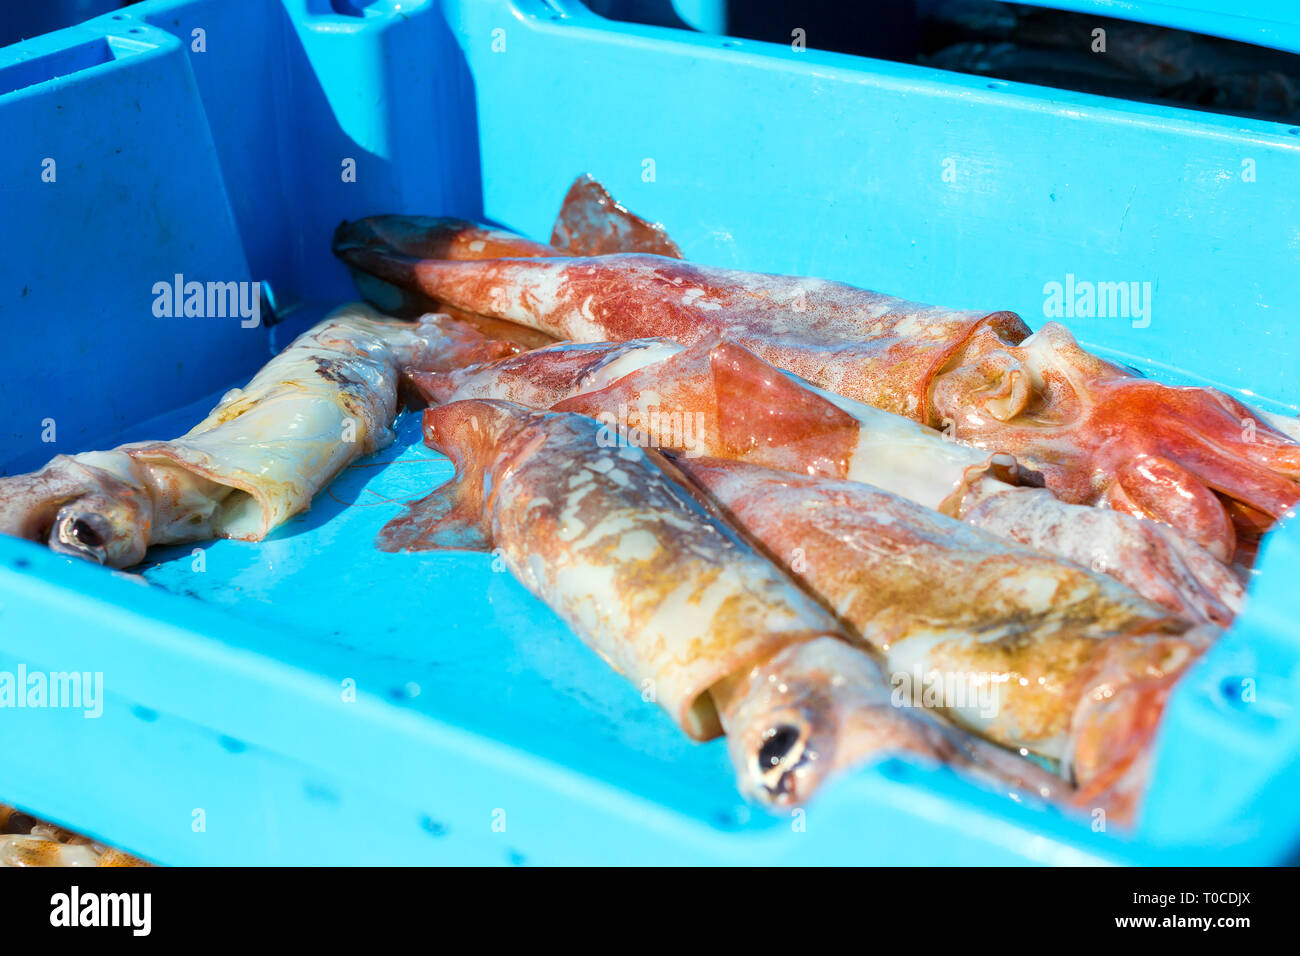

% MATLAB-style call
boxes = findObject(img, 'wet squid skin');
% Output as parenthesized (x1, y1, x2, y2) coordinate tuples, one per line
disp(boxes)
(932, 321, 1300, 562)
(334, 173, 682, 350)
(408, 338, 686, 411)
(675, 455, 1213, 820)
(548, 174, 684, 259)
(333, 246, 1024, 423)
(334, 216, 562, 350)
(0, 805, 149, 867)
(0, 304, 515, 569)
(378, 399, 1063, 806)
(712, 636, 1065, 808)
(334, 198, 1300, 562)
(410, 336, 1243, 628)
(334, 174, 681, 267)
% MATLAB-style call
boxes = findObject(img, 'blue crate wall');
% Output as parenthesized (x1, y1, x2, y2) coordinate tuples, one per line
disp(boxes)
(0, 0, 1297, 864)
(0, 16, 260, 473)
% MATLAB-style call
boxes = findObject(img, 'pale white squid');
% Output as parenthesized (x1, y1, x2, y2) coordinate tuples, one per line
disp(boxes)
(0, 303, 515, 568)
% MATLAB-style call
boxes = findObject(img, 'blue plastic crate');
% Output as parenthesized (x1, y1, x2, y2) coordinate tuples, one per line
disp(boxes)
(1, 0, 1298, 865)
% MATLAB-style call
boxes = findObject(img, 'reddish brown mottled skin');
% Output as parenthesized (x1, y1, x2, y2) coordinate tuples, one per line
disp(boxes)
(677, 456, 1211, 823)
(407, 340, 658, 409)
(337, 219, 1300, 559)
(0, 804, 151, 867)
(1064, 631, 1208, 824)
(333, 216, 561, 349)
(550, 174, 685, 258)
(332, 247, 1026, 424)
(376, 399, 846, 740)
(416, 336, 1243, 625)
(934, 322, 1300, 559)
(377, 400, 1066, 807)
(335, 173, 680, 345)
(554, 339, 861, 477)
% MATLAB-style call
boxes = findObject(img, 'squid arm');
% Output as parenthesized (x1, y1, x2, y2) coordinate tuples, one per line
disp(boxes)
(931, 321, 1300, 560)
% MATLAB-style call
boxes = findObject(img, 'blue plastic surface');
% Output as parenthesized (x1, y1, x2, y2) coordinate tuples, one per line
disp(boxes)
(1, 0, 1298, 865)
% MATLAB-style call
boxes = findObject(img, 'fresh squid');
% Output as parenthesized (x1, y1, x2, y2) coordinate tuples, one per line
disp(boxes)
(548, 174, 685, 259)
(0, 303, 514, 568)
(335, 184, 1300, 561)
(333, 173, 683, 350)
(673, 455, 1214, 821)
(0, 806, 148, 867)
(378, 399, 1063, 807)
(331, 216, 559, 349)
(930, 321, 1300, 561)
(408, 337, 1243, 626)
(408, 337, 687, 411)
(332, 245, 1022, 422)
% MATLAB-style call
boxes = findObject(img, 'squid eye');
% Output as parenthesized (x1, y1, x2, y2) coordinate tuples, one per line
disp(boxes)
(51, 512, 112, 564)
(758, 724, 802, 769)
(67, 518, 104, 549)
(753, 722, 811, 802)
(3, 811, 38, 835)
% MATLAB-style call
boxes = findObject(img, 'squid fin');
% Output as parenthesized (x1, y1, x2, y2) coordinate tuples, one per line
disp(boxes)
(710, 342, 858, 477)
(376, 477, 492, 553)
(379, 401, 537, 553)
(1066, 632, 1208, 826)
(550, 174, 684, 258)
